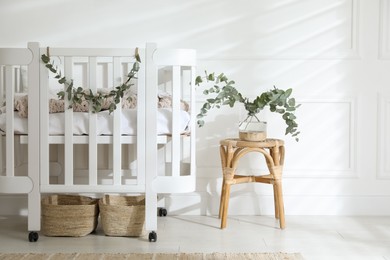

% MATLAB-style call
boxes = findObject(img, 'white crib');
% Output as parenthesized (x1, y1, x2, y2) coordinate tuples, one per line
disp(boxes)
(0, 42, 196, 242)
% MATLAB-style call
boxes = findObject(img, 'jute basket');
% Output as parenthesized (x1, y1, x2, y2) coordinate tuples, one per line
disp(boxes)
(99, 195, 145, 237)
(41, 195, 99, 237)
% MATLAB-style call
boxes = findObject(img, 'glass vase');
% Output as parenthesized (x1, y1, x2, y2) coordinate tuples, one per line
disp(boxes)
(238, 116, 267, 141)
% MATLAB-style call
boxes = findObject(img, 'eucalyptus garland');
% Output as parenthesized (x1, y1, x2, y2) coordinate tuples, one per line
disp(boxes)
(195, 72, 301, 141)
(41, 48, 141, 114)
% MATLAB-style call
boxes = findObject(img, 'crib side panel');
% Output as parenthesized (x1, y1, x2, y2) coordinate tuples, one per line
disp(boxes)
(0, 46, 36, 195)
(38, 46, 147, 194)
(149, 48, 197, 194)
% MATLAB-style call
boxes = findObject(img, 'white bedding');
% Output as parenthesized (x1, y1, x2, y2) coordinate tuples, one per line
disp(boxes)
(0, 108, 190, 135)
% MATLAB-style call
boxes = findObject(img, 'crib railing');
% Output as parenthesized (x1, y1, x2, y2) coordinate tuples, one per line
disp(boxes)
(146, 44, 197, 193)
(38, 47, 147, 193)
(0, 46, 37, 195)
(0, 43, 41, 232)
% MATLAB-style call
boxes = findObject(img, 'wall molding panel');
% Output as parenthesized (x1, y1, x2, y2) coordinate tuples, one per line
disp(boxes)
(379, 0, 390, 59)
(201, 0, 360, 60)
(196, 98, 357, 179)
(377, 95, 390, 178)
(269, 98, 356, 178)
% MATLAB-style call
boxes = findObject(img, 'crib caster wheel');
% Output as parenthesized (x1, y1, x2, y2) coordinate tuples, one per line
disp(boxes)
(28, 232, 39, 242)
(148, 231, 157, 242)
(158, 208, 167, 217)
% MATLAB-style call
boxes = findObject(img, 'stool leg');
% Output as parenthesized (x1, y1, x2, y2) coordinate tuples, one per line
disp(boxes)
(219, 178, 226, 219)
(275, 180, 285, 229)
(273, 183, 280, 219)
(220, 183, 231, 229)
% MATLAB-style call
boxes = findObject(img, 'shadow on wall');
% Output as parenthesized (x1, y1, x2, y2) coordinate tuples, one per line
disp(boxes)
(1, 0, 354, 59)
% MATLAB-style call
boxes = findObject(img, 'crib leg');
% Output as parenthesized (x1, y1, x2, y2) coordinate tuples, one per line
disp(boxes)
(158, 207, 167, 217)
(148, 231, 157, 242)
(28, 231, 39, 242)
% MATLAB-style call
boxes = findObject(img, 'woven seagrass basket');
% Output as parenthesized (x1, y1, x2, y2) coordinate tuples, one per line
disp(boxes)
(99, 195, 145, 237)
(41, 195, 99, 237)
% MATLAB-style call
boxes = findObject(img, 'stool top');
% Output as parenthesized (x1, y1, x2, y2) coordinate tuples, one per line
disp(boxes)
(220, 138, 284, 148)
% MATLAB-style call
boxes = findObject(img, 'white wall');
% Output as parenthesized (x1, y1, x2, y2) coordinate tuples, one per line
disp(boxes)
(1, 0, 390, 216)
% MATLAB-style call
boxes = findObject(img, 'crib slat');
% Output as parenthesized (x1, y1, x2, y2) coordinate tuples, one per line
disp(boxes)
(145, 42, 158, 231)
(113, 57, 122, 185)
(40, 50, 50, 186)
(171, 66, 181, 177)
(88, 57, 98, 185)
(14, 67, 21, 93)
(137, 49, 146, 186)
(190, 66, 196, 178)
(27, 41, 41, 231)
(64, 57, 74, 185)
(0, 66, 4, 105)
(5, 66, 14, 177)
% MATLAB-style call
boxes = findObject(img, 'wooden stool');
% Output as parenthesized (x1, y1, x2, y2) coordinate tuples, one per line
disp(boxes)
(219, 138, 285, 229)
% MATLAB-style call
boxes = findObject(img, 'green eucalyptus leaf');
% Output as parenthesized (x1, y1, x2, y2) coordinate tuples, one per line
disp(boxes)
(195, 76, 203, 85)
(41, 54, 50, 64)
(58, 77, 66, 84)
(134, 48, 141, 63)
(109, 103, 116, 112)
(285, 88, 292, 98)
(57, 91, 65, 100)
(288, 98, 296, 107)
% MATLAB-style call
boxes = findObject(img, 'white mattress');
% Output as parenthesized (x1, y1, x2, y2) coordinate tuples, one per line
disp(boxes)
(0, 108, 190, 135)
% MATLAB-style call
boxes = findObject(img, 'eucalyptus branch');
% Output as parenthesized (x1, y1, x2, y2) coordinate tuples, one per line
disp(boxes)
(195, 72, 244, 127)
(196, 71, 301, 141)
(41, 48, 141, 114)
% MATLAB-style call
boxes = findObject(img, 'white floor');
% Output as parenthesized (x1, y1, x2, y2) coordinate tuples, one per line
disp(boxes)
(0, 215, 389, 260)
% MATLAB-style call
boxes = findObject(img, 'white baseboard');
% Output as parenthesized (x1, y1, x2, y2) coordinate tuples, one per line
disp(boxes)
(1, 193, 390, 216)
(2, 193, 389, 216)
(162, 192, 390, 216)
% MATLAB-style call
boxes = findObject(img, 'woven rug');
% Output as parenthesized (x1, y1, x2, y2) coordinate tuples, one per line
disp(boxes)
(0, 252, 304, 260)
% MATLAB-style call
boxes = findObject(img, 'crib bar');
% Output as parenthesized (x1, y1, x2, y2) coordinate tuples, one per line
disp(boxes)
(0, 66, 4, 103)
(5, 66, 15, 177)
(15, 67, 21, 93)
(47, 48, 139, 57)
(40, 184, 145, 193)
(27, 42, 41, 231)
(0, 48, 33, 65)
(137, 48, 146, 187)
(88, 57, 98, 185)
(171, 66, 181, 177)
(40, 48, 50, 186)
(113, 57, 122, 185)
(145, 42, 158, 231)
(64, 57, 74, 185)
